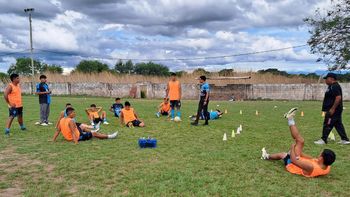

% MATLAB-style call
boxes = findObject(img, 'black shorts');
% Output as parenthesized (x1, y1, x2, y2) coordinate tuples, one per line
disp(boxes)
(161, 111, 169, 116)
(170, 100, 181, 109)
(283, 154, 292, 166)
(127, 120, 141, 127)
(76, 123, 82, 127)
(93, 118, 102, 124)
(9, 107, 23, 117)
(78, 126, 93, 141)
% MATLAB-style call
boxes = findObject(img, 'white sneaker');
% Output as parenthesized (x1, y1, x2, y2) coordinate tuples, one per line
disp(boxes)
(40, 123, 48, 126)
(91, 122, 95, 126)
(109, 132, 118, 139)
(261, 147, 269, 160)
(103, 121, 109, 125)
(35, 122, 41, 125)
(48, 122, 53, 125)
(284, 107, 298, 119)
(156, 113, 160, 118)
(337, 140, 350, 145)
(170, 118, 174, 121)
(314, 139, 326, 145)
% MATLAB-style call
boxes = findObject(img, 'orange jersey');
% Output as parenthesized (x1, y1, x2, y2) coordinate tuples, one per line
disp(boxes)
(168, 80, 181, 100)
(8, 83, 22, 107)
(89, 111, 100, 118)
(161, 102, 171, 112)
(59, 118, 80, 141)
(286, 157, 330, 177)
(121, 108, 137, 124)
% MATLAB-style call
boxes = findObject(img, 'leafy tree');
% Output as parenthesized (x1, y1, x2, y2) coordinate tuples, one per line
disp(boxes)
(114, 59, 134, 74)
(299, 73, 320, 79)
(218, 69, 234, 76)
(134, 62, 170, 76)
(175, 70, 187, 77)
(7, 57, 44, 76)
(257, 68, 289, 77)
(193, 68, 210, 75)
(75, 60, 110, 73)
(0, 72, 8, 83)
(304, 0, 350, 70)
(42, 64, 63, 74)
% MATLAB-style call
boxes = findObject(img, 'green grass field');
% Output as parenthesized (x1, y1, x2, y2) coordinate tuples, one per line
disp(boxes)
(1, 96, 350, 196)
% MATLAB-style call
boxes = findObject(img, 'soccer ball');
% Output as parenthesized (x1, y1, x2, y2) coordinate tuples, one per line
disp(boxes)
(174, 116, 181, 122)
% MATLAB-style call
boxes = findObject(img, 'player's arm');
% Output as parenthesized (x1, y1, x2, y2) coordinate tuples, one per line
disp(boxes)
(52, 123, 61, 142)
(329, 95, 341, 116)
(179, 83, 182, 99)
(4, 85, 15, 107)
(85, 108, 91, 115)
(120, 111, 124, 126)
(300, 152, 313, 159)
(290, 144, 313, 174)
(109, 106, 114, 113)
(96, 107, 102, 112)
(35, 84, 49, 95)
(134, 111, 139, 119)
(68, 120, 79, 144)
(55, 111, 64, 128)
(204, 88, 210, 104)
(165, 82, 170, 98)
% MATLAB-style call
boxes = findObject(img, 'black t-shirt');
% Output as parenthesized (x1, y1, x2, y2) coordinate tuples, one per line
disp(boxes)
(322, 82, 343, 114)
(111, 103, 124, 116)
(36, 82, 50, 104)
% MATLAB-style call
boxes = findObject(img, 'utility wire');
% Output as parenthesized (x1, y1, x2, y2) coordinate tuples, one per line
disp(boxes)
(0, 49, 30, 57)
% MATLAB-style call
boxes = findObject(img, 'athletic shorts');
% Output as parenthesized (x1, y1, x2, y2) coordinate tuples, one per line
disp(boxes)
(93, 117, 102, 124)
(170, 100, 181, 109)
(283, 154, 292, 166)
(127, 120, 142, 127)
(76, 123, 82, 127)
(78, 126, 93, 141)
(9, 107, 23, 117)
(161, 111, 169, 116)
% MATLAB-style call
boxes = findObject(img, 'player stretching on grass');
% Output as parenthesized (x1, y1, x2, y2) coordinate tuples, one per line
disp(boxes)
(261, 108, 336, 177)
(86, 104, 109, 125)
(166, 72, 182, 121)
(120, 101, 145, 127)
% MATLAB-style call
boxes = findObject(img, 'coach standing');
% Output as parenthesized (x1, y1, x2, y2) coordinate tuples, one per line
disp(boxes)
(191, 75, 210, 126)
(314, 73, 350, 145)
(35, 75, 52, 126)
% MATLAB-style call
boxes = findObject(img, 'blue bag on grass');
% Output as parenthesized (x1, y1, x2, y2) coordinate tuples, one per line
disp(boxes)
(138, 138, 157, 148)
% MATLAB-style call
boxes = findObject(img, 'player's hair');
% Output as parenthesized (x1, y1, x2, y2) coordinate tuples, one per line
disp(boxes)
(125, 101, 131, 106)
(171, 72, 176, 76)
(164, 97, 169, 101)
(66, 107, 75, 115)
(66, 103, 72, 107)
(115, 98, 121, 101)
(39, 75, 47, 79)
(90, 104, 96, 107)
(10, 73, 19, 82)
(200, 75, 206, 81)
(322, 149, 336, 166)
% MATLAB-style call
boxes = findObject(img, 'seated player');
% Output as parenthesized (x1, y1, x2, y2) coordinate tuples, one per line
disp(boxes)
(52, 107, 118, 144)
(110, 98, 124, 118)
(261, 108, 336, 178)
(156, 98, 171, 118)
(120, 101, 145, 127)
(190, 109, 223, 121)
(85, 104, 109, 125)
(56, 103, 100, 133)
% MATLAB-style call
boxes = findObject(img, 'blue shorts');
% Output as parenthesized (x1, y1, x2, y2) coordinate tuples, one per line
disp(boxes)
(9, 107, 23, 117)
(283, 154, 292, 166)
(78, 126, 93, 141)
(127, 120, 141, 127)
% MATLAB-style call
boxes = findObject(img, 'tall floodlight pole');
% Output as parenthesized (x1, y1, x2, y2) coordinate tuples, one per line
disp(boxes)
(24, 8, 35, 94)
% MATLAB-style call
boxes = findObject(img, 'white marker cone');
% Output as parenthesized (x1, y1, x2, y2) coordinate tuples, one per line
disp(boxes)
(256, 110, 259, 116)
(223, 133, 227, 141)
(329, 131, 336, 141)
(231, 130, 235, 138)
(225, 109, 228, 114)
(236, 127, 241, 134)
(240, 110, 242, 115)
(239, 124, 243, 131)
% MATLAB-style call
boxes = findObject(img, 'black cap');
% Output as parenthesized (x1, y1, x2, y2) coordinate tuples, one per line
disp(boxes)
(323, 73, 337, 80)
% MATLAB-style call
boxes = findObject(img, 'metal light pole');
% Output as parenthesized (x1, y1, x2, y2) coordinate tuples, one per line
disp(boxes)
(24, 8, 35, 94)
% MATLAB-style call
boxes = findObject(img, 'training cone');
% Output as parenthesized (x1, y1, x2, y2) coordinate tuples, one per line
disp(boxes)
(240, 110, 242, 115)
(329, 131, 336, 141)
(223, 133, 227, 141)
(322, 112, 326, 117)
(231, 130, 235, 138)
(256, 110, 259, 116)
(239, 124, 243, 131)
(301, 111, 304, 117)
(225, 109, 228, 114)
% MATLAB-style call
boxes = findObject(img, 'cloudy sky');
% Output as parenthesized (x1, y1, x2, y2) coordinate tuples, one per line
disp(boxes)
(0, 0, 333, 73)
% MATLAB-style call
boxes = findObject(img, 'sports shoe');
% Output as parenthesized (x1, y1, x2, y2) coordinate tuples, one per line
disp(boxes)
(284, 107, 298, 119)
(337, 140, 350, 145)
(5, 130, 10, 136)
(261, 147, 269, 160)
(156, 113, 160, 118)
(170, 118, 174, 121)
(35, 122, 41, 125)
(91, 122, 95, 126)
(94, 121, 101, 129)
(48, 122, 53, 125)
(103, 121, 109, 125)
(109, 132, 118, 139)
(191, 122, 198, 126)
(40, 123, 48, 126)
(314, 139, 326, 145)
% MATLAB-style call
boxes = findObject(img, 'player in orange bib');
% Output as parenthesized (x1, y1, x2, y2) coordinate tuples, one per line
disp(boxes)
(52, 107, 118, 144)
(120, 101, 145, 127)
(261, 108, 336, 178)
(156, 98, 171, 118)
(85, 104, 109, 125)
(3, 74, 26, 135)
(166, 73, 182, 121)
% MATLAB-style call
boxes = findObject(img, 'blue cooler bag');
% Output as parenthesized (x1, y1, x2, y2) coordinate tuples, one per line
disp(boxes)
(138, 138, 157, 148)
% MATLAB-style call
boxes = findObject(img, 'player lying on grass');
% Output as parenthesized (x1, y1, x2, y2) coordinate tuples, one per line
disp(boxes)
(261, 108, 336, 178)
(190, 109, 223, 121)
(120, 101, 145, 127)
(52, 107, 118, 144)
(56, 103, 100, 133)
(85, 104, 109, 125)
(110, 97, 124, 118)
(156, 98, 171, 118)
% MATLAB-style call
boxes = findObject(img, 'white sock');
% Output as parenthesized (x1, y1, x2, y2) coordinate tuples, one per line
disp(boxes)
(108, 132, 118, 139)
(288, 118, 295, 126)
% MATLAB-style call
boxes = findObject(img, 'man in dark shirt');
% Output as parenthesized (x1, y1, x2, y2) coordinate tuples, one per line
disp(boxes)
(35, 75, 51, 126)
(314, 73, 350, 145)
(110, 98, 124, 118)
(191, 75, 210, 126)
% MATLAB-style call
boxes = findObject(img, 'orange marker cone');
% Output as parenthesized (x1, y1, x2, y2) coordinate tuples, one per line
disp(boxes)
(301, 111, 304, 117)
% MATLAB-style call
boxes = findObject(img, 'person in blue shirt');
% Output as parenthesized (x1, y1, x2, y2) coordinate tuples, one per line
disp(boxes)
(190, 109, 223, 121)
(191, 75, 210, 126)
(110, 98, 124, 118)
(35, 75, 51, 126)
